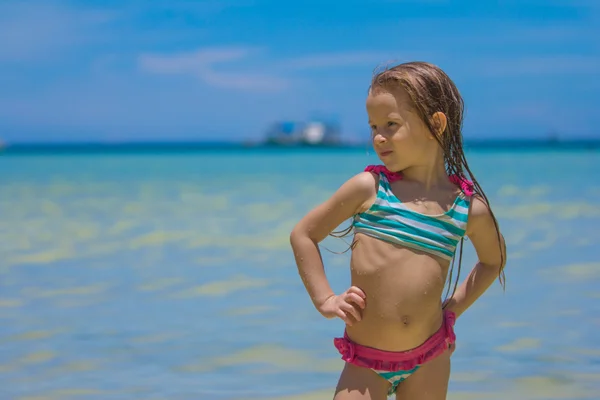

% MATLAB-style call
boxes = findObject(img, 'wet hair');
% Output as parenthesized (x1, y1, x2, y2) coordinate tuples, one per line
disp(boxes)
(330, 61, 506, 303)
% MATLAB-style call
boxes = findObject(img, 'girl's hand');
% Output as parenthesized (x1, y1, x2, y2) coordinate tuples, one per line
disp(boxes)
(317, 286, 367, 326)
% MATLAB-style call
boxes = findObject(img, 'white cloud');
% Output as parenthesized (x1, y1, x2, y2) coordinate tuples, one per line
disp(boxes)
(137, 48, 420, 91)
(138, 48, 256, 74)
(138, 47, 289, 92)
(199, 69, 289, 91)
(1, 0, 597, 141)
(0, 1, 115, 63)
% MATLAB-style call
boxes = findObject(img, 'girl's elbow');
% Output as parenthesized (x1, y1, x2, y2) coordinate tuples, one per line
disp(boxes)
(290, 224, 323, 247)
(479, 256, 506, 271)
(289, 226, 300, 245)
(290, 224, 308, 246)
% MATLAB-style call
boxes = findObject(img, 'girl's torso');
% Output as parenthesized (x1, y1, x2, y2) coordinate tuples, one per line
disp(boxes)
(344, 166, 471, 351)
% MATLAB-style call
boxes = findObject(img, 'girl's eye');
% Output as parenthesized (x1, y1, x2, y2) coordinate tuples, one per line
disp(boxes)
(370, 125, 377, 131)
(387, 121, 397, 127)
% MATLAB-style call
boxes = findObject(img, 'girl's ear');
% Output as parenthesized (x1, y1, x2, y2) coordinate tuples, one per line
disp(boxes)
(430, 111, 448, 138)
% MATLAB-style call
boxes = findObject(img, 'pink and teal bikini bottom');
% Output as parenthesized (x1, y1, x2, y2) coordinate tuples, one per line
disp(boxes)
(334, 310, 456, 396)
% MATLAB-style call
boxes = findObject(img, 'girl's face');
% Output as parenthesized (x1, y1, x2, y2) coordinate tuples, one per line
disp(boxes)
(366, 87, 438, 173)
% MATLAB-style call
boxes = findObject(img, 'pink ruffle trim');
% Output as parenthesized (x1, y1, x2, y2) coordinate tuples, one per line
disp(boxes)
(448, 174, 474, 197)
(365, 164, 473, 196)
(364, 165, 403, 183)
(333, 310, 456, 372)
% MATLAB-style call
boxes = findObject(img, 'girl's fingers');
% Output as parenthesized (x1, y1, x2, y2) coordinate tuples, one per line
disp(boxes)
(346, 292, 366, 309)
(347, 286, 366, 299)
(336, 309, 352, 325)
(340, 302, 362, 322)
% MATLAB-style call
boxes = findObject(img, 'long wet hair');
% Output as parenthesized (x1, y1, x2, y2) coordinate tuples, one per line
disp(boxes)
(331, 61, 506, 302)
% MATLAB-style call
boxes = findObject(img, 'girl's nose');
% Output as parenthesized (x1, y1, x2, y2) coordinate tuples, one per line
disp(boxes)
(373, 133, 386, 144)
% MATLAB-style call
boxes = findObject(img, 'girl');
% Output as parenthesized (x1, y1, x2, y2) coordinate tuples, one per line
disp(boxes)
(290, 61, 506, 400)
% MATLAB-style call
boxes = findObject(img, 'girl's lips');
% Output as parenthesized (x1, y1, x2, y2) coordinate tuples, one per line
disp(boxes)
(380, 150, 393, 157)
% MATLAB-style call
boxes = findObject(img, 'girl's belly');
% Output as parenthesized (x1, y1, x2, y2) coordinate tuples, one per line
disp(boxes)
(344, 233, 450, 351)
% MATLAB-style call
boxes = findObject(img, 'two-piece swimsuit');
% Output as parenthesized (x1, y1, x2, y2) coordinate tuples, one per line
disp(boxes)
(333, 165, 474, 396)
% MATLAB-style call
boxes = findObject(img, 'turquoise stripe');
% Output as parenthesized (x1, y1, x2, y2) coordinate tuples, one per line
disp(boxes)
(357, 212, 459, 247)
(376, 188, 469, 224)
(456, 196, 470, 209)
(378, 174, 392, 191)
(446, 197, 470, 222)
(376, 176, 399, 203)
(446, 207, 469, 222)
(378, 174, 471, 214)
(356, 171, 469, 260)
(354, 222, 454, 258)
(377, 365, 420, 381)
(377, 189, 401, 203)
(368, 204, 466, 236)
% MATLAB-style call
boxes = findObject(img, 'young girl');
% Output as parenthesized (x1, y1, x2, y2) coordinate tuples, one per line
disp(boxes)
(290, 61, 506, 400)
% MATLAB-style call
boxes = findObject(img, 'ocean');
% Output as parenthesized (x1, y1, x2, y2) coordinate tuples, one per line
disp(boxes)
(1, 147, 599, 399)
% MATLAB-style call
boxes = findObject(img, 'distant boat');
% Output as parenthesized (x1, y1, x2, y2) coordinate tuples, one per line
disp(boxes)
(264, 120, 342, 146)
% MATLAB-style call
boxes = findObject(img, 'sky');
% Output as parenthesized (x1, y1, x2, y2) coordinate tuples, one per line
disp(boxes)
(0, 0, 599, 143)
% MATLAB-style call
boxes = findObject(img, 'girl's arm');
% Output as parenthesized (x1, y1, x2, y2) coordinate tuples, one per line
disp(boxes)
(290, 171, 377, 312)
(444, 195, 507, 318)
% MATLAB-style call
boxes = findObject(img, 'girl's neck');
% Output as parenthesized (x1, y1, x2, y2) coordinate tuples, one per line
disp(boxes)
(400, 157, 450, 191)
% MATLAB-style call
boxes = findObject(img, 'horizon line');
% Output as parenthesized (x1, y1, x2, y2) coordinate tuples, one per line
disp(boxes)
(2, 136, 600, 146)
(1, 137, 599, 155)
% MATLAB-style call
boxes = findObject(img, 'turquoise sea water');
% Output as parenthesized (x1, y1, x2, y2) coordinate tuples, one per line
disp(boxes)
(1, 148, 599, 399)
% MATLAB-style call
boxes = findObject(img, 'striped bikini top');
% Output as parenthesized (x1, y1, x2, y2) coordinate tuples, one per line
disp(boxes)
(353, 165, 474, 261)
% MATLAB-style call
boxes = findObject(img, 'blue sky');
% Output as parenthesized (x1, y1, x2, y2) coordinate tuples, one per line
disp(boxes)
(0, 0, 599, 143)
